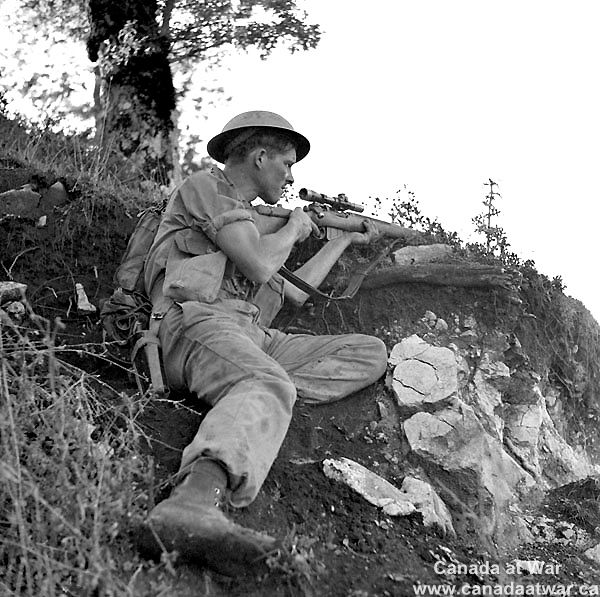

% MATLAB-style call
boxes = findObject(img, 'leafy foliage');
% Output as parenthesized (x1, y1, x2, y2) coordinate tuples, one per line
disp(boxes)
(0, 1, 94, 132)
(470, 179, 512, 259)
(162, 0, 321, 63)
(2, 0, 320, 130)
(372, 185, 461, 246)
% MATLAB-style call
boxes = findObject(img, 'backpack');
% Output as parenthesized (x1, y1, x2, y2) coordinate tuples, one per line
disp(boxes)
(100, 200, 168, 394)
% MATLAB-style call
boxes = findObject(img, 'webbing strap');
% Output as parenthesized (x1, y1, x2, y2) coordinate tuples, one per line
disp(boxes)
(131, 295, 174, 396)
(131, 325, 166, 396)
(278, 241, 400, 302)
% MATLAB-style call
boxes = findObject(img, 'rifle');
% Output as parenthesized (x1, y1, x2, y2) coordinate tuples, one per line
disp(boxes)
(253, 188, 423, 244)
(253, 188, 424, 301)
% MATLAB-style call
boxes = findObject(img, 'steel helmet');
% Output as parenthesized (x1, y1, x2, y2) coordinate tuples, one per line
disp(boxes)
(207, 110, 310, 164)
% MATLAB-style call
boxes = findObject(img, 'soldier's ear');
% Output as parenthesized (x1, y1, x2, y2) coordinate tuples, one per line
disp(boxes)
(253, 147, 268, 169)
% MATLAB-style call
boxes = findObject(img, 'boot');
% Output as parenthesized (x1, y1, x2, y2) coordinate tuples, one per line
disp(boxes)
(136, 458, 277, 576)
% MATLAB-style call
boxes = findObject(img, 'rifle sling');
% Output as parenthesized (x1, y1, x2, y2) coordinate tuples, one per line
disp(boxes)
(278, 241, 399, 301)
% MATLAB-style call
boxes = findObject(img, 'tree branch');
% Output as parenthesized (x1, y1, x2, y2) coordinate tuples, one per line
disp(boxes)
(361, 262, 520, 291)
(160, 0, 176, 37)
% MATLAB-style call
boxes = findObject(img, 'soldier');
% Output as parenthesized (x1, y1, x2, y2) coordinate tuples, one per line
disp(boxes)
(140, 111, 388, 574)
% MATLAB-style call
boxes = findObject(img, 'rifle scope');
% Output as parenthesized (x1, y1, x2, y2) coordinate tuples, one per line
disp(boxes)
(299, 188, 364, 213)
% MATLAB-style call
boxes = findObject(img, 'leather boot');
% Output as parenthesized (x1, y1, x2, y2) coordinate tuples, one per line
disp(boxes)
(136, 459, 277, 576)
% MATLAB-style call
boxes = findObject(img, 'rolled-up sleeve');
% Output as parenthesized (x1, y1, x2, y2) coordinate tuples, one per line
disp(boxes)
(177, 173, 255, 243)
(212, 209, 255, 236)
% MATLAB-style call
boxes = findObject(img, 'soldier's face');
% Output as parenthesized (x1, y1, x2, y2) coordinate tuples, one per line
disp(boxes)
(257, 147, 296, 204)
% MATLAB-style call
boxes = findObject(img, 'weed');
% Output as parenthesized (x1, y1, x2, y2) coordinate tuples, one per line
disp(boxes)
(0, 307, 160, 596)
(0, 111, 165, 206)
(265, 527, 321, 596)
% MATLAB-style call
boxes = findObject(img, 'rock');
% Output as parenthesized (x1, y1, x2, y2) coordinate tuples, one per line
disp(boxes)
(421, 310, 437, 327)
(470, 353, 511, 437)
(323, 457, 415, 517)
(0, 281, 27, 305)
(389, 334, 428, 367)
(392, 243, 453, 265)
(503, 395, 545, 477)
(526, 515, 590, 548)
(459, 330, 478, 342)
(75, 283, 96, 314)
(434, 318, 449, 332)
(388, 335, 458, 410)
(399, 476, 455, 535)
(3, 301, 26, 321)
(0, 181, 68, 221)
(403, 401, 535, 513)
(0, 184, 42, 218)
(537, 406, 598, 486)
(584, 543, 600, 564)
(463, 315, 477, 329)
(42, 181, 68, 209)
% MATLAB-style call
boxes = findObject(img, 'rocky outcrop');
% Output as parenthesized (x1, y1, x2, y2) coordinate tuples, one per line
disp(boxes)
(387, 315, 599, 538)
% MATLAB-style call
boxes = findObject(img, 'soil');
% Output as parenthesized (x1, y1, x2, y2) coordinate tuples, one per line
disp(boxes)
(2, 163, 600, 596)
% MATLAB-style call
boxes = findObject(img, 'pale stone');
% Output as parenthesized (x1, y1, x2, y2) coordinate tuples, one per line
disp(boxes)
(389, 334, 429, 367)
(390, 336, 458, 409)
(460, 330, 478, 342)
(471, 354, 511, 437)
(0, 281, 27, 305)
(538, 405, 599, 485)
(584, 543, 600, 565)
(399, 476, 455, 535)
(503, 398, 545, 479)
(403, 401, 535, 511)
(434, 318, 449, 332)
(4, 301, 26, 321)
(75, 283, 96, 314)
(323, 457, 415, 517)
(392, 243, 453, 265)
(421, 310, 437, 326)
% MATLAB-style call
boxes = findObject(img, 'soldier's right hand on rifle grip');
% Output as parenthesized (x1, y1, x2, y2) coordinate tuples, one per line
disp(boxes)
(289, 207, 319, 242)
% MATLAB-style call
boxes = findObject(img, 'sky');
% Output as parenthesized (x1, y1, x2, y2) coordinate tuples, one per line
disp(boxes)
(1, 0, 599, 321)
(190, 0, 600, 322)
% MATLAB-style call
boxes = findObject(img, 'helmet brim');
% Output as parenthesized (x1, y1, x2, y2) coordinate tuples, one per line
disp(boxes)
(207, 126, 310, 164)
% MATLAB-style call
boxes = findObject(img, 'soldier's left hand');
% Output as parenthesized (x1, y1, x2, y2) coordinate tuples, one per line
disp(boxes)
(346, 219, 382, 245)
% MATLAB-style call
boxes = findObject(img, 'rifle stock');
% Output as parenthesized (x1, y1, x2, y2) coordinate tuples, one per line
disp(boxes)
(253, 203, 423, 243)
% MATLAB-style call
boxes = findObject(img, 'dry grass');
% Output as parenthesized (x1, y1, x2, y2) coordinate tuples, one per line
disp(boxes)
(0, 109, 181, 595)
(0, 306, 163, 596)
(0, 113, 164, 209)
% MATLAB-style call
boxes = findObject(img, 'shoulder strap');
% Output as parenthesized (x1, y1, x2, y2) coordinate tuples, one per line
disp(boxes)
(278, 241, 400, 302)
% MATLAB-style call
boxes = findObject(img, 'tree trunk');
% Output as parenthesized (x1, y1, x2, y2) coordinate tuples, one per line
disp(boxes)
(87, 0, 177, 185)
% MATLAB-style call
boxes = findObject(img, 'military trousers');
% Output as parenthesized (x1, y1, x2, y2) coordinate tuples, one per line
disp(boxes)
(158, 298, 388, 507)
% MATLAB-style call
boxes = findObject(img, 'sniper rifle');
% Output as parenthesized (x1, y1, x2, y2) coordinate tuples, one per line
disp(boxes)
(254, 188, 423, 244)
(254, 188, 425, 300)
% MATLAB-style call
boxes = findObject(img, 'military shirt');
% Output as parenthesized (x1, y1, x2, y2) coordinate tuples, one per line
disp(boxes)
(144, 167, 284, 324)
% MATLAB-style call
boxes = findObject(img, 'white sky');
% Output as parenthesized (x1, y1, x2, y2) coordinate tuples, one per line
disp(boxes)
(194, 0, 600, 322)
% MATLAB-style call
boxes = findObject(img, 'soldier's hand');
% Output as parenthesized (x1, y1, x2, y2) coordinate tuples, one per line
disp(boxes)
(346, 219, 382, 245)
(288, 207, 319, 242)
